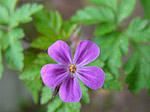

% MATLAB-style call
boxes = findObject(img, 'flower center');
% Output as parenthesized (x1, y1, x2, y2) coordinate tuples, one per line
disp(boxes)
(69, 65, 77, 73)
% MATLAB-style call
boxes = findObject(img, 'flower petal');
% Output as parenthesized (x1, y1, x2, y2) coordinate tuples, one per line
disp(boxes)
(76, 66, 105, 89)
(48, 40, 73, 65)
(59, 76, 82, 102)
(41, 64, 68, 88)
(74, 40, 100, 66)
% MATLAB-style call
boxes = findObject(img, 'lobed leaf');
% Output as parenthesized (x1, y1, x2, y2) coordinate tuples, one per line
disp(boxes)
(117, 0, 136, 23)
(0, 0, 17, 14)
(94, 23, 116, 36)
(92, 33, 129, 77)
(0, 4, 9, 24)
(126, 17, 150, 43)
(10, 3, 43, 28)
(71, 7, 115, 25)
(140, 0, 150, 19)
(41, 86, 52, 105)
(32, 10, 76, 50)
(103, 72, 122, 90)
(79, 81, 90, 104)
(25, 80, 42, 103)
(124, 44, 150, 93)
(88, 0, 118, 11)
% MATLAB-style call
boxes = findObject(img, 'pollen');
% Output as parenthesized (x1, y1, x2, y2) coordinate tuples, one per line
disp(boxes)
(69, 65, 77, 73)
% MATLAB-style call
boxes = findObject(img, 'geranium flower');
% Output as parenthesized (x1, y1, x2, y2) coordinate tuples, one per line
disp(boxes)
(41, 40, 105, 102)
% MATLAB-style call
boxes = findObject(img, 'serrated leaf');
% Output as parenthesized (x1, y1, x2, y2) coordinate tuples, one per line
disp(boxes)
(119, 35, 129, 56)
(47, 95, 63, 112)
(140, 0, 150, 19)
(34, 10, 62, 36)
(124, 44, 150, 93)
(88, 0, 118, 11)
(92, 33, 128, 77)
(87, 57, 105, 68)
(118, 0, 136, 23)
(0, 47, 3, 78)
(41, 86, 52, 105)
(103, 72, 122, 90)
(79, 81, 90, 104)
(94, 23, 116, 36)
(47, 95, 81, 112)
(0, 4, 9, 24)
(4, 40, 24, 71)
(1, 28, 24, 50)
(126, 17, 150, 43)
(25, 80, 42, 103)
(32, 11, 76, 50)
(20, 53, 55, 80)
(0, 0, 17, 14)
(2, 28, 24, 71)
(71, 7, 115, 25)
(54, 102, 81, 112)
(10, 3, 43, 28)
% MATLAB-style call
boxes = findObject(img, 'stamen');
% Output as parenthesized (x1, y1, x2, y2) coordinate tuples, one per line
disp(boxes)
(69, 65, 77, 73)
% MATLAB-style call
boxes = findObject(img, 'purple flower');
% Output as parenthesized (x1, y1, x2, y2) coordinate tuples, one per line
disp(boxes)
(41, 40, 105, 102)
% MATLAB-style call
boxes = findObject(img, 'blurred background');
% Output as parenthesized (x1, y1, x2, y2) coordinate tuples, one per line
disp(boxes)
(0, 0, 150, 112)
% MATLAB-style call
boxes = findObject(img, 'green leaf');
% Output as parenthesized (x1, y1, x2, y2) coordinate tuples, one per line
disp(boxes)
(25, 80, 42, 103)
(0, 4, 9, 24)
(33, 10, 62, 36)
(32, 10, 76, 50)
(41, 86, 52, 105)
(79, 81, 90, 104)
(87, 57, 105, 68)
(71, 7, 115, 25)
(2, 28, 24, 71)
(88, 0, 118, 11)
(10, 3, 43, 28)
(0, 47, 3, 79)
(1, 28, 24, 50)
(55, 102, 81, 112)
(20, 53, 55, 80)
(126, 17, 150, 43)
(103, 72, 122, 90)
(118, 0, 136, 23)
(94, 23, 116, 36)
(47, 95, 63, 112)
(92, 33, 129, 77)
(140, 0, 150, 19)
(47, 95, 81, 112)
(4, 40, 24, 71)
(0, 0, 17, 14)
(124, 44, 150, 93)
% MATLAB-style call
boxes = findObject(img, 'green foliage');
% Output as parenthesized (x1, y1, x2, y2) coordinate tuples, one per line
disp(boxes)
(10, 3, 43, 28)
(47, 95, 81, 112)
(94, 23, 116, 36)
(140, 0, 150, 19)
(72, 0, 136, 25)
(103, 72, 122, 90)
(41, 86, 52, 105)
(0, 0, 43, 78)
(71, 7, 115, 25)
(88, 0, 118, 11)
(124, 44, 150, 93)
(20, 52, 56, 103)
(31, 10, 77, 50)
(117, 0, 136, 23)
(126, 17, 150, 43)
(79, 81, 90, 104)
(93, 33, 129, 77)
